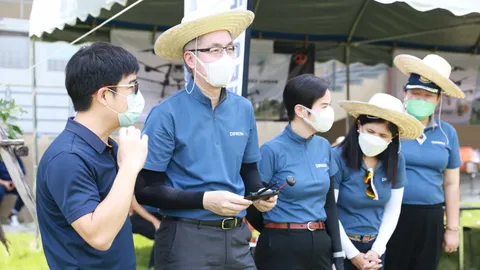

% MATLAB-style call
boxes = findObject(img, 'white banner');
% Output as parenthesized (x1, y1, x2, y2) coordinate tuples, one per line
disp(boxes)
(184, 0, 248, 96)
(110, 30, 290, 122)
(392, 49, 480, 125)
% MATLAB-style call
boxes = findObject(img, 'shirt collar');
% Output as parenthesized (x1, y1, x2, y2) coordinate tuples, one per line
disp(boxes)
(65, 117, 113, 154)
(284, 124, 313, 144)
(187, 78, 228, 107)
(425, 116, 439, 131)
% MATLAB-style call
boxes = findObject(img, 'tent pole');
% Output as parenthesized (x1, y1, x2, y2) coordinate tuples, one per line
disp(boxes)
(345, 45, 351, 133)
(242, 0, 254, 97)
(30, 39, 40, 250)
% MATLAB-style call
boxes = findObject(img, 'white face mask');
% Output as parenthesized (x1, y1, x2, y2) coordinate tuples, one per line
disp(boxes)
(191, 53, 235, 87)
(358, 132, 390, 157)
(302, 106, 335, 133)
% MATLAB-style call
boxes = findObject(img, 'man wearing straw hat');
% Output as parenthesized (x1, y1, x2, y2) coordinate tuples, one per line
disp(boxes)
(135, 8, 277, 269)
(385, 54, 464, 270)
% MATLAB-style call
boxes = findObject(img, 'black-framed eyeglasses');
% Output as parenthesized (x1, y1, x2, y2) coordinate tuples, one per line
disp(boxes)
(104, 81, 139, 95)
(189, 45, 237, 57)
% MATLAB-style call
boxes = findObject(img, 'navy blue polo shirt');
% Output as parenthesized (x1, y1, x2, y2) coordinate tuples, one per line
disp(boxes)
(401, 119, 462, 205)
(0, 156, 25, 180)
(142, 81, 261, 220)
(333, 146, 407, 235)
(36, 118, 135, 270)
(258, 124, 338, 223)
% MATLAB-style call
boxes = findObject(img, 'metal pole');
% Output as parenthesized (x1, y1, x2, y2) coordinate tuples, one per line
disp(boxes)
(345, 45, 351, 132)
(30, 39, 40, 249)
(20, 0, 24, 18)
(241, 0, 254, 97)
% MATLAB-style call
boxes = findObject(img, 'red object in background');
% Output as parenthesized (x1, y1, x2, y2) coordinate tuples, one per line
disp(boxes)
(459, 147, 479, 173)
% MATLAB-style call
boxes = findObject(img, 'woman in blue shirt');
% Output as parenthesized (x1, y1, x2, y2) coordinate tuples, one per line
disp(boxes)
(385, 54, 464, 270)
(254, 74, 344, 270)
(333, 93, 423, 270)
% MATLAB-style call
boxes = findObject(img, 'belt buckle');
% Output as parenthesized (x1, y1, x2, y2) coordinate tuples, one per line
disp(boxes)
(221, 217, 237, 230)
(307, 221, 316, 231)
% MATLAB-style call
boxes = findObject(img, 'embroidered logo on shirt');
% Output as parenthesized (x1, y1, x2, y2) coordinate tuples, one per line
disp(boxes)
(315, 163, 328, 168)
(431, 141, 446, 146)
(229, 132, 245, 136)
(382, 177, 387, 182)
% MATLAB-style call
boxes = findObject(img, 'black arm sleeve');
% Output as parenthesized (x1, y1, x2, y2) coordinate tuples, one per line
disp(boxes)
(134, 169, 204, 210)
(240, 162, 265, 195)
(241, 162, 266, 232)
(325, 176, 343, 254)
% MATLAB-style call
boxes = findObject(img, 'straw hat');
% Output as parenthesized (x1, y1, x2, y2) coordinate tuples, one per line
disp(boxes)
(154, 9, 254, 61)
(394, 54, 465, 98)
(339, 93, 424, 140)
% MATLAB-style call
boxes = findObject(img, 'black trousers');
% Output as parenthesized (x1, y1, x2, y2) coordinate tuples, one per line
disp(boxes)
(254, 228, 332, 270)
(344, 238, 384, 270)
(385, 204, 444, 270)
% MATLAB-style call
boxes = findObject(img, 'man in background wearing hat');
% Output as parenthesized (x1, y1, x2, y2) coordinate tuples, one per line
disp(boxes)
(135, 8, 277, 269)
(385, 54, 464, 270)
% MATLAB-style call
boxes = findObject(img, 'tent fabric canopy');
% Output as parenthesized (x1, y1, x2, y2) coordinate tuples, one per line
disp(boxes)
(29, 0, 480, 66)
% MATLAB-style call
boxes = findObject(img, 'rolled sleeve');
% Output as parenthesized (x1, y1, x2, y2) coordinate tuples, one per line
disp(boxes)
(243, 105, 261, 163)
(142, 104, 175, 172)
(45, 153, 100, 224)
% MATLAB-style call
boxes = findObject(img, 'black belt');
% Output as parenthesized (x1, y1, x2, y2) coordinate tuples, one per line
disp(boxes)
(164, 216, 244, 230)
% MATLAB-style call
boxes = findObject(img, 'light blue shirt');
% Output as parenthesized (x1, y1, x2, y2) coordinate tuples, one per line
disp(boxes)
(258, 124, 338, 223)
(333, 146, 407, 235)
(401, 119, 462, 205)
(142, 81, 261, 220)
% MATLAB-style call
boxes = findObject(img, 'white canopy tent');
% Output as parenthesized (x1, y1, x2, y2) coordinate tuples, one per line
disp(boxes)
(11, 1, 480, 267)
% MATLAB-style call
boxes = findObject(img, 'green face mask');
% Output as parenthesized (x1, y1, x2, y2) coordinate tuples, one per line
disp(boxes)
(405, 99, 436, 120)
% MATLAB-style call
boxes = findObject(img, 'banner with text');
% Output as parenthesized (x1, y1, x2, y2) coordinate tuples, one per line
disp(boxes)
(110, 30, 290, 122)
(392, 49, 480, 125)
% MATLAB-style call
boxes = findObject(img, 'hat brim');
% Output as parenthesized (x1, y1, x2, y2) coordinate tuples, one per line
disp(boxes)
(154, 10, 254, 61)
(339, 101, 424, 140)
(394, 54, 465, 98)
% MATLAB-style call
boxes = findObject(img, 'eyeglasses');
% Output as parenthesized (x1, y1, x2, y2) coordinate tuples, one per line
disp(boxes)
(189, 45, 237, 57)
(104, 81, 139, 95)
(364, 168, 379, 200)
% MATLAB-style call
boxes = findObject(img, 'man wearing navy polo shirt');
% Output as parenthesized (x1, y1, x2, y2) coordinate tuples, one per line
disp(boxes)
(36, 42, 148, 270)
(135, 9, 277, 270)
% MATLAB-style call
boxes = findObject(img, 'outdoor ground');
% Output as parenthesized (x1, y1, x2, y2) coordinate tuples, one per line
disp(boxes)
(1, 176, 479, 270)
(0, 202, 479, 270)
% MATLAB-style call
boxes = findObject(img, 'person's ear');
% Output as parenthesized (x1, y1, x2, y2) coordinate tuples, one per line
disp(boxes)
(294, 105, 306, 119)
(95, 87, 109, 106)
(357, 120, 362, 132)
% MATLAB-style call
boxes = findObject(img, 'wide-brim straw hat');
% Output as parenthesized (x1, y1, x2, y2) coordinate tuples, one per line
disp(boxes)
(154, 9, 254, 61)
(394, 54, 465, 98)
(339, 93, 424, 140)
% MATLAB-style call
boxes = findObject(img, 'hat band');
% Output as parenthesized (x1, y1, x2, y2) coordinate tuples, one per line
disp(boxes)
(405, 84, 439, 94)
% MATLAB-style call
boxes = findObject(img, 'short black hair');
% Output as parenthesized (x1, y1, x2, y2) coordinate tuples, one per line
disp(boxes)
(283, 74, 329, 121)
(339, 115, 400, 186)
(65, 42, 139, 112)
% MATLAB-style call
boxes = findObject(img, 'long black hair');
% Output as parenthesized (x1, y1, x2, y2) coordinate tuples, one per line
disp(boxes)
(339, 115, 400, 186)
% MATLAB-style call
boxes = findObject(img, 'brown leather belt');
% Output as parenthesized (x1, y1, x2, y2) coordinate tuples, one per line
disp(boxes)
(347, 234, 377, 243)
(264, 221, 325, 231)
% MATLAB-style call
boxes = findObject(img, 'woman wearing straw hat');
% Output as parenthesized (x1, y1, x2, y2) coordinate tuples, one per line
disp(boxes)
(333, 93, 423, 270)
(385, 54, 465, 270)
(135, 7, 277, 270)
(254, 74, 345, 270)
